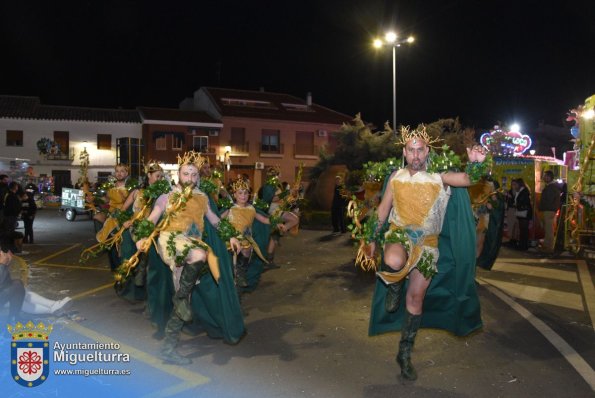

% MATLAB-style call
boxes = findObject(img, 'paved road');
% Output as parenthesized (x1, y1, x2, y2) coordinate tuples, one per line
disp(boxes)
(2, 208, 594, 397)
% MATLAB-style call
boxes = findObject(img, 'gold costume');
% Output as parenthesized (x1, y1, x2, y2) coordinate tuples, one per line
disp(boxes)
(377, 168, 450, 283)
(96, 185, 129, 243)
(226, 204, 267, 262)
(156, 186, 219, 284)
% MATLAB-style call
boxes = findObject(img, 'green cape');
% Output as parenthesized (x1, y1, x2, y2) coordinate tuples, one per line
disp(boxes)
(368, 187, 483, 337)
(476, 194, 505, 270)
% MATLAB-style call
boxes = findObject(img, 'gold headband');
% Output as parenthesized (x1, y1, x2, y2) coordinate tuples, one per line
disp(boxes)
(144, 160, 163, 174)
(396, 125, 442, 147)
(230, 178, 250, 193)
(266, 166, 280, 176)
(177, 151, 206, 170)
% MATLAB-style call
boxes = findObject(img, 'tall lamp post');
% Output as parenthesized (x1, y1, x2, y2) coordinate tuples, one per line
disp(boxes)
(373, 32, 414, 132)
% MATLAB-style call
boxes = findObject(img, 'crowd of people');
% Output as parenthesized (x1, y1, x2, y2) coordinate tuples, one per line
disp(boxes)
(0, 139, 568, 381)
(86, 155, 301, 365)
(0, 174, 72, 324)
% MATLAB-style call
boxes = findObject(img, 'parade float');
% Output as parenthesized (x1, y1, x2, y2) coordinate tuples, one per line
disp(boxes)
(564, 94, 595, 254)
(481, 125, 566, 245)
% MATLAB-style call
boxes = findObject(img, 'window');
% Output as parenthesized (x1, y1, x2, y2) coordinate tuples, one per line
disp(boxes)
(54, 131, 69, 153)
(295, 131, 314, 155)
(6, 130, 23, 146)
(97, 171, 111, 184)
(261, 129, 280, 153)
(172, 133, 184, 151)
(155, 133, 166, 151)
(192, 136, 209, 153)
(230, 127, 246, 152)
(97, 134, 112, 150)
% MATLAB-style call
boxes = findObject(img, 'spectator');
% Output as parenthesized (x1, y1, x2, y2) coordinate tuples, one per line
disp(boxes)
(538, 171, 561, 253)
(3, 182, 22, 236)
(331, 175, 348, 235)
(505, 179, 520, 247)
(21, 186, 37, 244)
(514, 178, 533, 251)
(0, 174, 9, 226)
(0, 251, 72, 319)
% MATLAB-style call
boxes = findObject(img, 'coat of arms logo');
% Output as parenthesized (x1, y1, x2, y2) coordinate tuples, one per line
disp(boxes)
(7, 321, 53, 387)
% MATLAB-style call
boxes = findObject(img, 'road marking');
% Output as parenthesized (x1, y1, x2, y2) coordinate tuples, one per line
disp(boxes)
(36, 243, 81, 264)
(491, 262, 578, 282)
(66, 322, 209, 396)
(144, 381, 206, 398)
(478, 279, 595, 391)
(70, 283, 114, 300)
(576, 260, 595, 329)
(33, 263, 109, 271)
(479, 278, 584, 311)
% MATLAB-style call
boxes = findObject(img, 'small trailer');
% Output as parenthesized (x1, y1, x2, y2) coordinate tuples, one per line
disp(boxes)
(60, 188, 93, 221)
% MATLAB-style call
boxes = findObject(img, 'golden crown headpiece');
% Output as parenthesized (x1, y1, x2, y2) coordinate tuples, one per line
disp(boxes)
(7, 321, 53, 341)
(144, 159, 163, 175)
(266, 166, 281, 176)
(177, 151, 206, 170)
(396, 125, 442, 147)
(231, 178, 251, 193)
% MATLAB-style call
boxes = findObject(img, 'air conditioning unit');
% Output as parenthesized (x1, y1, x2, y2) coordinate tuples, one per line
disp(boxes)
(317, 130, 327, 137)
(255, 162, 265, 170)
(209, 130, 219, 136)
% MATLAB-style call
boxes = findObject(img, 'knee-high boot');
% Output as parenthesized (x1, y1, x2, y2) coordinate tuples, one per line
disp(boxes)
(160, 315, 191, 365)
(235, 254, 250, 288)
(172, 261, 204, 322)
(385, 280, 404, 313)
(396, 310, 423, 381)
(134, 253, 148, 287)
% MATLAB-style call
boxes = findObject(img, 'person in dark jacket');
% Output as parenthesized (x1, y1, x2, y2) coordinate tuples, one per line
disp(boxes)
(514, 178, 533, 250)
(0, 174, 9, 226)
(538, 171, 561, 253)
(331, 175, 348, 235)
(21, 187, 37, 244)
(3, 182, 22, 236)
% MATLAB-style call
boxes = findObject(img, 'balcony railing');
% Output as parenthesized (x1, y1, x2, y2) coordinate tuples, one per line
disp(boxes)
(258, 142, 284, 156)
(229, 142, 249, 154)
(45, 148, 75, 161)
(191, 146, 216, 155)
(293, 144, 319, 158)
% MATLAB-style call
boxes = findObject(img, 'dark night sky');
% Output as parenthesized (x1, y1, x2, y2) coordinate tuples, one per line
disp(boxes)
(1, 0, 594, 132)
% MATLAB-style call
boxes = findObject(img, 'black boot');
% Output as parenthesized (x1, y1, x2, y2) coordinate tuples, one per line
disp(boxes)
(396, 310, 423, 381)
(385, 280, 404, 313)
(235, 254, 249, 288)
(160, 316, 191, 365)
(264, 253, 280, 270)
(172, 261, 204, 322)
(134, 254, 148, 287)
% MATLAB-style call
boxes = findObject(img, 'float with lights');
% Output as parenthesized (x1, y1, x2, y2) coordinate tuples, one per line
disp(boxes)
(564, 94, 595, 254)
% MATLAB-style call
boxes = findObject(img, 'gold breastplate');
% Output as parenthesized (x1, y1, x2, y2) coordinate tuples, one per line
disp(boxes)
(228, 205, 256, 233)
(165, 191, 208, 234)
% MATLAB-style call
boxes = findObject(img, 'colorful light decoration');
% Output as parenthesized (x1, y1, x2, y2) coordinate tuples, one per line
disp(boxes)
(480, 128, 532, 156)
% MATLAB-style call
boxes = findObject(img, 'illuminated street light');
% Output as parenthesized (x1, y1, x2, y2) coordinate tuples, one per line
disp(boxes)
(373, 32, 415, 132)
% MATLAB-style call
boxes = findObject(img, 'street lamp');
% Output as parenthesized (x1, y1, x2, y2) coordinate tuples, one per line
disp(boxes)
(373, 32, 415, 132)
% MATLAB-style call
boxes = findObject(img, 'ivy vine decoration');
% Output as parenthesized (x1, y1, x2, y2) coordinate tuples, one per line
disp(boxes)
(265, 174, 280, 187)
(217, 196, 233, 211)
(142, 179, 171, 201)
(216, 218, 240, 242)
(36, 138, 53, 154)
(363, 157, 400, 182)
(199, 178, 218, 195)
(427, 145, 462, 173)
(464, 153, 493, 184)
(253, 197, 270, 212)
